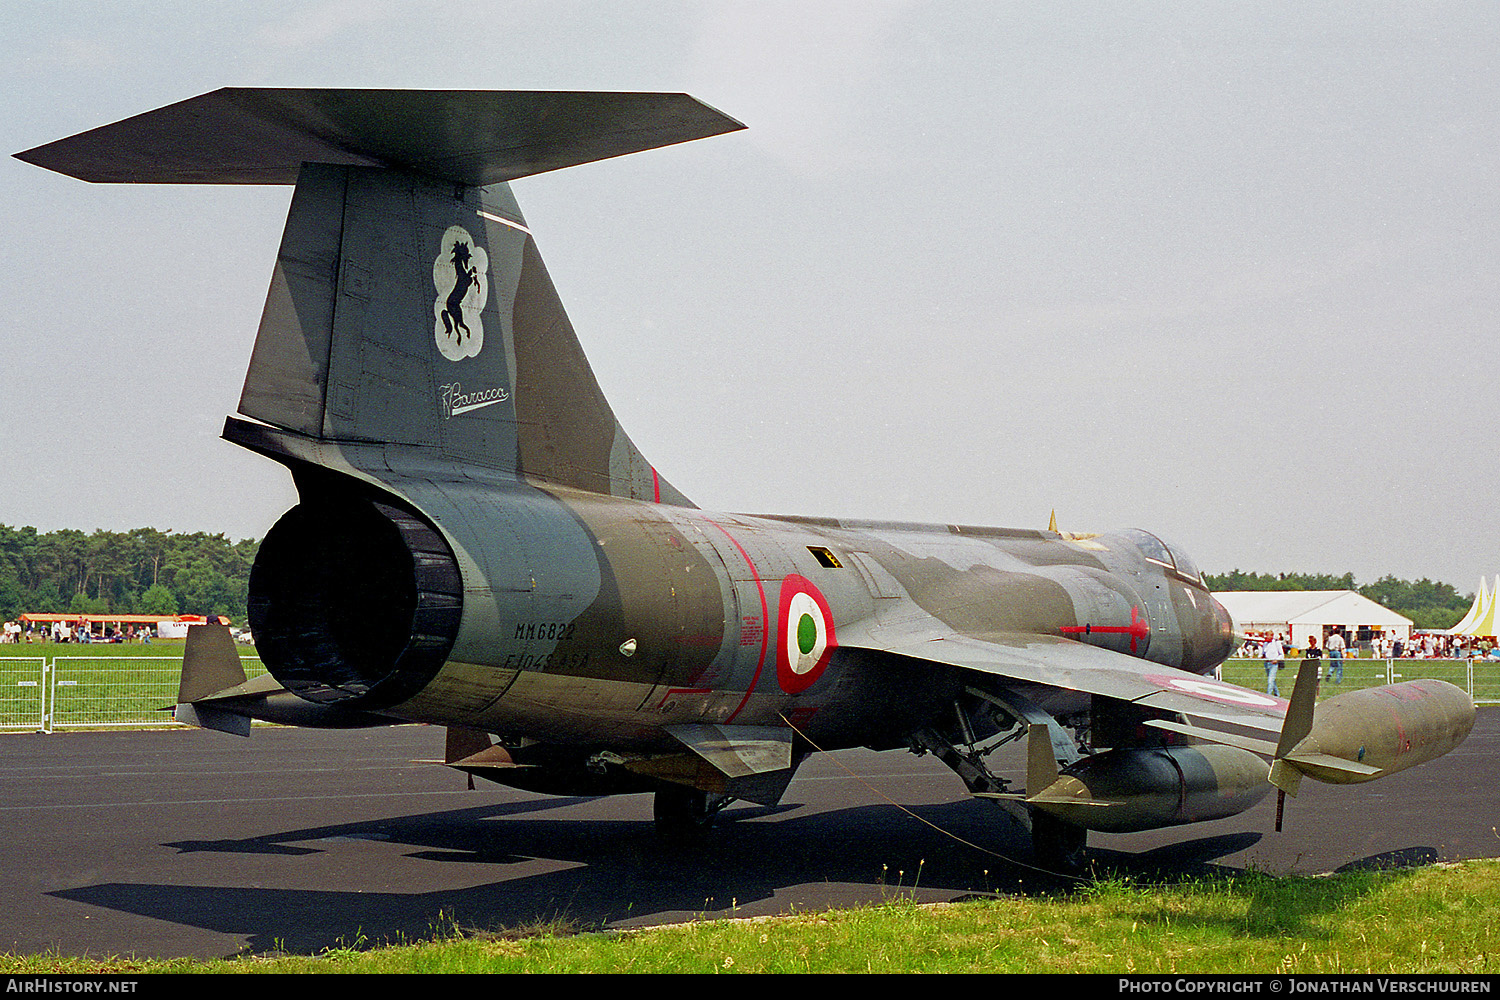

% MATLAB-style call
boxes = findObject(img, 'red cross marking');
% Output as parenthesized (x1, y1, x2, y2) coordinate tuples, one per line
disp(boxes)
(1060, 605, 1150, 653)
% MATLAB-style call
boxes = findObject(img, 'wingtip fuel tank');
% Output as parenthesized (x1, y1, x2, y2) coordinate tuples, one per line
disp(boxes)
(1271, 678, 1475, 796)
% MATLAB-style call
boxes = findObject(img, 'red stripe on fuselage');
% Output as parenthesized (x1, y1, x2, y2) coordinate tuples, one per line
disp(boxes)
(705, 519, 768, 722)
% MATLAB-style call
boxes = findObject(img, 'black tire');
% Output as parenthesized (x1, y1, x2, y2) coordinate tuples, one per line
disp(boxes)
(653, 786, 727, 842)
(1030, 811, 1089, 875)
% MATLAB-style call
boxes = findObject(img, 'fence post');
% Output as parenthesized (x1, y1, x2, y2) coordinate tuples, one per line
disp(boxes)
(42, 657, 53, 734)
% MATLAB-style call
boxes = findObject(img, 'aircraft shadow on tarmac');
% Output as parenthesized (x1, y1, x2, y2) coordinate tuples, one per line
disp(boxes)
(45, 792, 1439, 957)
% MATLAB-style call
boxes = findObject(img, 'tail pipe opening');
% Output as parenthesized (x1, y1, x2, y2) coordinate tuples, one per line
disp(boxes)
(248, 496, 462, 709)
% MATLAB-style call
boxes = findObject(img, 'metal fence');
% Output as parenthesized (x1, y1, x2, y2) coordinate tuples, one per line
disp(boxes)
(0, 655, 1494, 733)
(0, 655, 265, 733)
(0, 657, 48, 732)
(1221, 656, 1500, 704)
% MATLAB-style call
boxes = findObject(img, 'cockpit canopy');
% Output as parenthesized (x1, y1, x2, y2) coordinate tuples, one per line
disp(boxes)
(1120, 529, 1204, 587)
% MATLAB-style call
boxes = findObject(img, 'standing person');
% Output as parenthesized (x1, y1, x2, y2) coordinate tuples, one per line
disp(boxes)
(1263, 634, 1286, 697)
(1325, 628, 1346, 683)
(1304, 635, 1322, 683)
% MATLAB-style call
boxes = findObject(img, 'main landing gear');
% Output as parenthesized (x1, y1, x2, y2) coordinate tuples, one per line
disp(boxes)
(910, 685, 1096, 876)
(653, 786, 731, 842)
(1029, 810, 1089, 875)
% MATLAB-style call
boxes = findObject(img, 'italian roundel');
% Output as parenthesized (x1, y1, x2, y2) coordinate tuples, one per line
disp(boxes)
(777, 573, 837, 693)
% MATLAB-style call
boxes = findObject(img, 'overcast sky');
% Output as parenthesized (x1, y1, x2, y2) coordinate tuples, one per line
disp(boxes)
(2, 2, 1497, 593)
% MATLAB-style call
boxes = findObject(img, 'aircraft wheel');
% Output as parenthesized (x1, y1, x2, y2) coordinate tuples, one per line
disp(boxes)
(1030, 811, 1089, 875)
(653, 786, 728, 842)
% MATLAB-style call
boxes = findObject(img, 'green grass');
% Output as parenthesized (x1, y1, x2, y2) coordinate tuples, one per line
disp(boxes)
(2, 861, 1496, 973)
(11, 640, 191, 657)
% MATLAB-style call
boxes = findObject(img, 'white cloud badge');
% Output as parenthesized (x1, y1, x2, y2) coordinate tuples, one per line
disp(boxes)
(433, 225, 489, 361)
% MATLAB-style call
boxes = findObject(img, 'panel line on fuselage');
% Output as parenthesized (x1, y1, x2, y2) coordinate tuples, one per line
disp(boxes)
(704, 518, 770, 722)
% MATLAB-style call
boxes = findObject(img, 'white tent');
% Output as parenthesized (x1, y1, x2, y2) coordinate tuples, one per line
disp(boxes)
(1214, 591, 1412, 645)
(1449, 577, 1487, 634)
(1449, 576, 1499, 636)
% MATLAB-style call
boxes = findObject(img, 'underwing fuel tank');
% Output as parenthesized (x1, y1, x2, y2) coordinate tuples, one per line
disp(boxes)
(1025, 744, 1271, 834)
(1270, 679, 1475, 795)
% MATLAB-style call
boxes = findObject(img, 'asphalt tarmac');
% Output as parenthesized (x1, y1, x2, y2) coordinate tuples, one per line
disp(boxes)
(2, 709, 1495, 960)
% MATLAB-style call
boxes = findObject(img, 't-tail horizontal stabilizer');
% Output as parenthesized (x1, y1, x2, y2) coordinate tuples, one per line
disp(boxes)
(15, 88, 745, 186)
(16, 88, 734, 504)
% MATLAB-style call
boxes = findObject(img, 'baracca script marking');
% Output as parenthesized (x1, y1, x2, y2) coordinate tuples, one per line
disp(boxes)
(440, 383, 510, 419)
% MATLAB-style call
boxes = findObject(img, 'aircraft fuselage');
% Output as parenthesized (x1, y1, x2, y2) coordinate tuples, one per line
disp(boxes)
(241, 426, 1234, 757)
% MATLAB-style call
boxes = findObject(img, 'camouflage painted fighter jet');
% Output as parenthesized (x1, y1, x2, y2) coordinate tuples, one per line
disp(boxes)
(18, 90, 1475, 870)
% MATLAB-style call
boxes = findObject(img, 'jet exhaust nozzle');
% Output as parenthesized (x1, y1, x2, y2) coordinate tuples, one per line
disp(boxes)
(248, 496, 462, 710)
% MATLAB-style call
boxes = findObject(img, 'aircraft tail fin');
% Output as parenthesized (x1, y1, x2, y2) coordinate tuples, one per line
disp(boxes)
(17, 89, 742, 504)
(176, 623, 248, 705)
(173, 623, 251, 736)
(1268, 659, 1320, 799)
(234, 160, 696, 502)
(1273, 659, 1320, 761)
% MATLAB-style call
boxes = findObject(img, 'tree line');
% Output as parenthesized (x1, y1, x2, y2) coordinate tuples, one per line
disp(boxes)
(0, 522, 1476, 632)
(1203, 570, 1473, 631)
(0, 525, 257, 624)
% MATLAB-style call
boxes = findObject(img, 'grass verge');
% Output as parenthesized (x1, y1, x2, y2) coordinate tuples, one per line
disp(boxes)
(3, 860, 1495, 974)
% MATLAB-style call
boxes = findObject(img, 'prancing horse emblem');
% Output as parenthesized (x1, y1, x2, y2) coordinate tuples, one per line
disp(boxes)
(433, 225, 489, 361)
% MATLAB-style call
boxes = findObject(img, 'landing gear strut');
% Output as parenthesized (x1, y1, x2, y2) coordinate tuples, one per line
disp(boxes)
(1030, 810, 1089, 875)
(909, 685, 1094, 875)
(653, 786, 730, 842)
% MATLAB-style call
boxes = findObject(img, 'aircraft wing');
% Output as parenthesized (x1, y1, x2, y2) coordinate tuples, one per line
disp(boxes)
(844, 617, 1474, 802)
(845, 620, 1288, 733)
